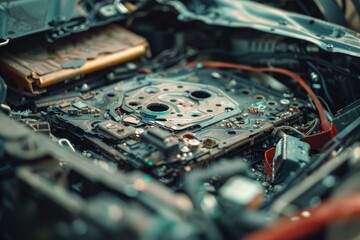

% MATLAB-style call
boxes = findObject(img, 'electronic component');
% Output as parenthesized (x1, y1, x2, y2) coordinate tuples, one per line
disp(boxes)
(220, 176, 263, 208)
(142, 128, 179, 158)
(333, 99, 360, 132)
(273, 134, 310, 181)
(0, 24, 148, 94)
(46, 69, 304, 184)
(27, 122, 51, 135)
(1, 1, 359, 239)
(0, 112, 198, 240)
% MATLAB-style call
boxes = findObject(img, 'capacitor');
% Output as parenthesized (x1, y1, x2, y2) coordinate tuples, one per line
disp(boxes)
(180, 145, 190, 153)
(188, 139, 201, 150)
(135, 128, 144, 135)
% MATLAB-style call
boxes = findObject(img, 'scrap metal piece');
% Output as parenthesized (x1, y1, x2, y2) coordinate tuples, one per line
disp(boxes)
(124, 79, 241, 131)
(98, 120, 135, 140)
(272, 134, 310, 181)
(0, 24, 148, 94)
(160, 0, 360, 57)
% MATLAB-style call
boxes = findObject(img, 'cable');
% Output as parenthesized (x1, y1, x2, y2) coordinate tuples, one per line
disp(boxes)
(244, 194, 360, 240)
(298, 43, 335, 106)
(318, 96, 335, 119)
(305, 118, 320, 136)
(285, 55, 357, 83)
(295, 0, 311, 16)
(272, 126, 306, 138)
(306, 60, 334, 106)
(187, 61, 331, 131)
(143, 48, 198, 71)
(199, 50, 359, 83)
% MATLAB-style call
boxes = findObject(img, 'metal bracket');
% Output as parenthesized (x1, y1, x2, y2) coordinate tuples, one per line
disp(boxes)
(0, 39, 9, 47)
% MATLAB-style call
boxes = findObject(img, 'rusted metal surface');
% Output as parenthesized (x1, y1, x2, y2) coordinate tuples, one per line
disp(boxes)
(0, 24, 148, 94)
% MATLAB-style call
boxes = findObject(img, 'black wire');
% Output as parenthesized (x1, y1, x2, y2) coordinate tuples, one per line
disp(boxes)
(296, 55, 358, 83)
(342, 0, 347, 14)
(298, 44, 335, 106)
(201, 50, 359, 83)
(143, 48, 198, 70)
(295, 0, 311, 16)
(318, 95, 335, 118)
(306, 61, 334, 106)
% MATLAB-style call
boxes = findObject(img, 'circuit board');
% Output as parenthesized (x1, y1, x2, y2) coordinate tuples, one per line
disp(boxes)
(47, 69, 304, 186)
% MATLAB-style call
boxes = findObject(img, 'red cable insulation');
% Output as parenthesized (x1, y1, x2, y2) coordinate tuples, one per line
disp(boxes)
(244, 194, 360, 240)
(187, 61, 331, 132)
(185, 62, 339, 239)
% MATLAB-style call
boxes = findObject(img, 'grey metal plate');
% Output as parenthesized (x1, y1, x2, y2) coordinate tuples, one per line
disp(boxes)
(159, 0, 360, 57)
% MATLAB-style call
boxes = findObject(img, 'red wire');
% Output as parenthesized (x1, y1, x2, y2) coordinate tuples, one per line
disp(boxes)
(186, 62, 338, 239)
(187, 61, 331, 132)
(244, 194, 360, 240)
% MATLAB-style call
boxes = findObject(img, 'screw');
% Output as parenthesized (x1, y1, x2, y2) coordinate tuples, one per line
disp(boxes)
(211, 72, 222, 79)
(310, 72, 319, 82)
(80, 83, 89, 91)
(326, 44, 334, 51)
(105, 122, 117, 129)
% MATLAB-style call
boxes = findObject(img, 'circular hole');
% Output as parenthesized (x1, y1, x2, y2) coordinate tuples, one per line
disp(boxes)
(146, 103, 169, 112)
(177, 85, 184, 89)
(227, 130, 236, 135)
(309, 19, 315, 25)
(207, 109, 213, 112)
(177, 114, 183, 117)
(203, 138, 218, 149)
(225, 107, 234, 112)
(190, 90, 211, 99)
(170, 99, 177, 102)
(254, 95, 265, 100)
(129, 101, 140, 106)
(267, 100, 277, 106)
(107, 93, 116, 98)
(145, 87, 160, 94)
(241, 89, 251, 95)
(216, 104, 222, 107)
(138, 96, 144, 99)
(269, 117, 276, 121)
(191, 114, 200, 117)
(163, 88, 169, 91)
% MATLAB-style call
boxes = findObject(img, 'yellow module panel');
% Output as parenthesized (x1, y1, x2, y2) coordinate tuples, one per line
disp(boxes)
(0, 24, 148, 94)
